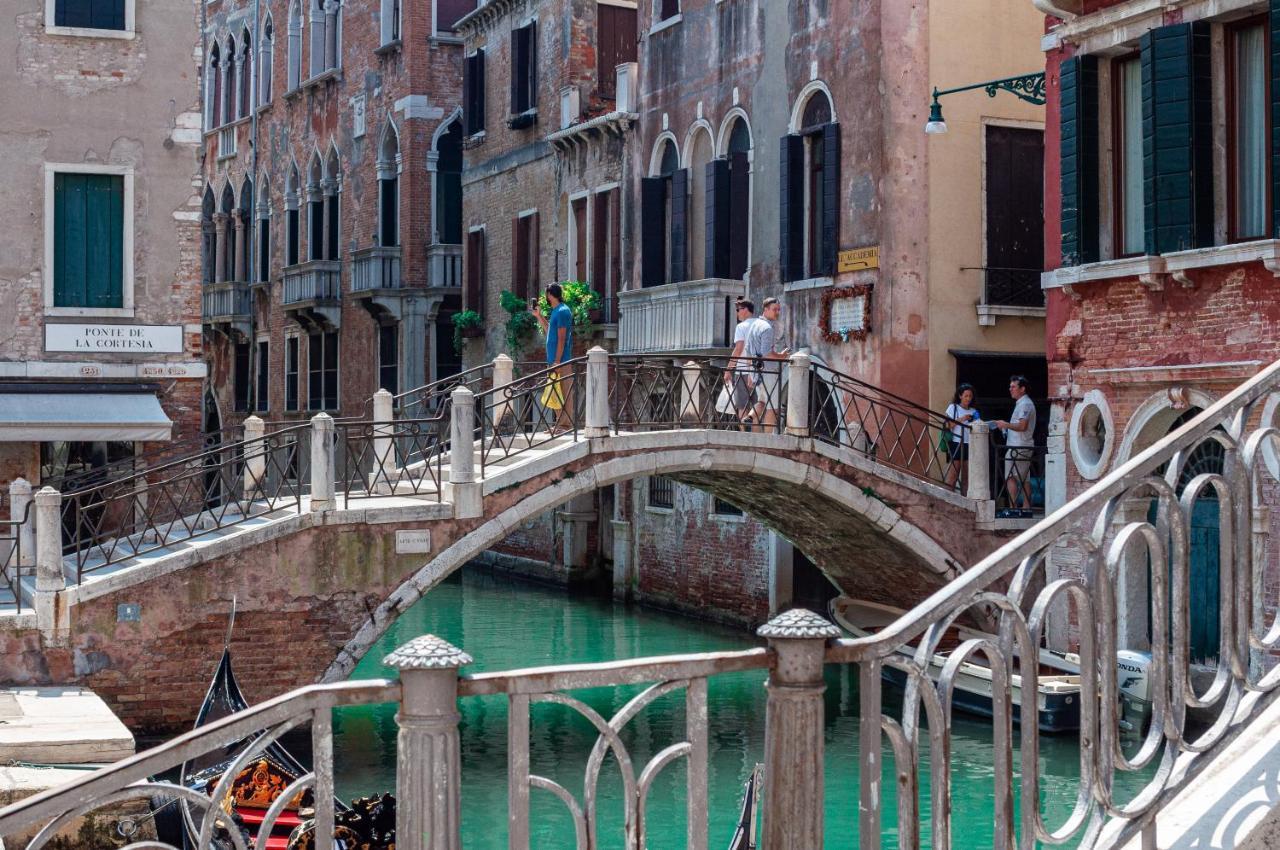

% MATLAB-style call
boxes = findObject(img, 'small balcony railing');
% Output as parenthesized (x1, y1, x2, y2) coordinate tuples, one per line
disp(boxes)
(979, 266, 1044, 308)
(282, 259, 342, 305)
(351, 246, 402, 292)
(201, 280, 252, 322)
(217, 125, 237, 159)
(617, 278, 746, 354)
(428, 243, 462, 288)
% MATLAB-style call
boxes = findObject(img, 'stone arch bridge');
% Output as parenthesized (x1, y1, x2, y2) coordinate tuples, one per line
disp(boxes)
(0, 351, 1023, 733)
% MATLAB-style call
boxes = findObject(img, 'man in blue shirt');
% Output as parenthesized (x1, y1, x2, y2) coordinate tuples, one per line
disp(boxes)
(532, 283, 574, 433)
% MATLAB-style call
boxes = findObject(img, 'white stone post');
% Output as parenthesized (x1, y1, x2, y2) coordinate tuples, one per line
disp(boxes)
(679, 360, 703, 423)
(758, 610, 839, 848)
(9, 478, 34, 571)
(310, 412, 335, 511)
(449, 386, 481, 519)
(786, 352, 811, 437)
(384, 635, 472, 850)
(967, 421, 992, 503)
(1044, 420, 1068, 514)
(242, 416, 266, 498)
(34, 486, 68, 642)
(373, 389, 396, 493)
(585, 346, 610, 438)
(491, 354, 514, 428)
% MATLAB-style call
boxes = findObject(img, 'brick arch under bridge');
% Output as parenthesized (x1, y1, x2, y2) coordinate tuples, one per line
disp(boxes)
(1, 432, 1014, 734)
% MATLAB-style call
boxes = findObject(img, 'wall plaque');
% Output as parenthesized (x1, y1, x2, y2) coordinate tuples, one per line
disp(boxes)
(819, 285, 872, 343)
(395, 530, 432, 554)
(45, 323, 184, 353)
(838, 246, 880, 273)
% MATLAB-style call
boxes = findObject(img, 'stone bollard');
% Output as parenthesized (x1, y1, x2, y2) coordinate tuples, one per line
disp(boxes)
(310, 412, 335, 511)
(786, 352, 811, 437)
(384, 635, 472, 850)
(34, 486, 68, 642)
(372, 389, 396, 493)
(9, 478, 34, 570)
(449, 386, 481, 519)
(242, 416, 266, 498)
(758, 609, 839, 849)
(967, 421, 992, 502)
(585, 346, 610, 438)
(679, 361, 703, 423)
(491, 354, 514, 428)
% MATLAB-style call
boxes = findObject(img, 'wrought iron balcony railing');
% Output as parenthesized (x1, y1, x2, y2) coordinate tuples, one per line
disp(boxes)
(351, 246, 402, 292)
(978, 266, 1045, 308)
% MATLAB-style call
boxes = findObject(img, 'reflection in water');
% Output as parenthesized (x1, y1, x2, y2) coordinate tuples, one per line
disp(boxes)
(333, 568, 1141, 848)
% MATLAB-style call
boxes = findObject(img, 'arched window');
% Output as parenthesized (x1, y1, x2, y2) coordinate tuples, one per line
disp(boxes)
(287, 0, 302, 90)
(378, 122, 400, 248)
(324, 145, 341, 261)
(718, 115, 752, 279)
(306, 152, 324, 261)
(434, 118, 463, 245)
(687, 126, 713, 280)
(239, 29, 253, 118)
(259, 15, 274, 104)
(222, 37, 237, 126)
(285, 163, 301, 266)
(640, 138, 683, 287)
(220, 184, 236, 282)
(201, 187, 216, 284)
(256, 177, 272, 284)
(238, 177, 254, 282)
(308, 0, 339, 75)
(781, 88, 839, 281)
(206, 43, 222, 129)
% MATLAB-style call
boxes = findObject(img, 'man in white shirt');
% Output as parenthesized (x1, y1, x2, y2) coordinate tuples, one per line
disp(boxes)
(723, 299, 756, 425)
(993, 375, 1037, 517)
(744, 297, 790, 430)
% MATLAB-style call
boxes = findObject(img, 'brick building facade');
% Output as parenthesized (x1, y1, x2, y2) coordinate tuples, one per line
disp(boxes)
(199, 0, 475, 432)
(0, 0, 205, 500)
(1038, 0, 1280, 656)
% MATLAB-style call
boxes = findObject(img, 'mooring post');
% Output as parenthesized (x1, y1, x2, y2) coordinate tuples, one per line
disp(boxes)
(385, 635, 472, 850)
(449, 386, 481, 518)
(372, 389, 396, 493)
(758, 609, 839, 849)
(786, 352, 812, 437)
(310, 412, 335, 511)
(585, 346, 610, 437)
(242, 415, 266, 498)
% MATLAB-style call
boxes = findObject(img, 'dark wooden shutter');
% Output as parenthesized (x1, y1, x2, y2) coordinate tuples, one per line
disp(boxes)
(511, 217, 526, 300)
(705, 158, 730, 278)
(608, 189, 621, 318)
(820, 122, 841, 276)
(510, 31, 522, 114)
(1059, 54, 1099, 266)
(592, 192, 609, 290)
(597, 5, 636, 99)
(728, 151, 750, 279)
(779, 134, 805, 282)
(527, 22, 538, 111)
(640, 177, 667, 288)
(464, 229, 485, 311)
(463, 53, 475, 134)
(1273, 0, 1280, 236)
(530, 211, 540, 292)
(1141, 22, 1214, 255)
(669, 168, 688, 284)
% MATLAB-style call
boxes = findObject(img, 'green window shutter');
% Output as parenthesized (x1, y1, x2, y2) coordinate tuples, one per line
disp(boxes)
(1271, 1, 1280, 237)
(779, 134, 805, 282)
(1141, 22, 1214, 255)
(1059, 54, 1099, 267)
(55, 173, 123, 308)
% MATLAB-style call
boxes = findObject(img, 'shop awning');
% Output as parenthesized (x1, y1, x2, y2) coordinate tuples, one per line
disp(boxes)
(0, 393, 173, 442)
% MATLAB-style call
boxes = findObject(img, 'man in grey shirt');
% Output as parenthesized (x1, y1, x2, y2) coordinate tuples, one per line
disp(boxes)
(994, 374, 1036, 517)
(744, 297, 789, 430)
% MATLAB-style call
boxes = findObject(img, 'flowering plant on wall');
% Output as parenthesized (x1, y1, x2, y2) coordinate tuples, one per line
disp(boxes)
(536, 281, 601, 331)
(819, 285, 872, 344)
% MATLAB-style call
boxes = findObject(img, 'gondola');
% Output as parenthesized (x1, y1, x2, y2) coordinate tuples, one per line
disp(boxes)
(726, 764, 762, 850)
(155, 606, 396, 850)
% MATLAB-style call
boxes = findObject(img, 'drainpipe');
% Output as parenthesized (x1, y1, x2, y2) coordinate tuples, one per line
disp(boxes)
(247, 0, 262, 416)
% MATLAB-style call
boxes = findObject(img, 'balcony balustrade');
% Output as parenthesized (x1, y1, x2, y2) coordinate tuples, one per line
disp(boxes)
(201, 280, 252, 337)
(975, 265, 1046, 326)
(351, 246, 403, 293)
(282, 259, 342, 328)
(428, 243, 462, 288)
(617, 278, 746, 354)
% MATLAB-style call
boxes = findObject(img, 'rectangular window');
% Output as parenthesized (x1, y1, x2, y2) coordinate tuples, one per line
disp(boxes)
(571, 197, 587, 282)
(1229, 19, 1269, 242)
(233, 341, 251, 412)
(308, 331, 339, 411)
(591, 189, 613, 320)
(286, 208, 300, 266)
(647, 476, 673, 510)
(325, 194, 340, 261)
(465, 228, 485, 312)
(596, 3, 636, 99)
(285, 335, 300, 411)
(378, 323, 399, 395)
(308, 198, 324, 261)
(53, 172, 124, 309)
(464, 50, 486, 135)
(55, 0, 126, 30)
(712, 497, 743, 517)
(255, 340, 269, 412)
(658, 0, 679, 22)
(984, 125, 1044, 306)
(510, 23, 537, 115)
(379, 178, 399, 247)
(258, 217, 271, 283)
(436, 0, 475, 32)
(512, 213, 538, 302)
(1113, 55, 1144, 256)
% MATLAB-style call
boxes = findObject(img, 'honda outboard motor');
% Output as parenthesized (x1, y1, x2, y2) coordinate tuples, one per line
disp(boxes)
(1117, 650, 1153, 733)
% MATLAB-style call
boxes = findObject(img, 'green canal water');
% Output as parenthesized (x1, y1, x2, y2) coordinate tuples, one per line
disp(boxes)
(331, 568, 1140, 848)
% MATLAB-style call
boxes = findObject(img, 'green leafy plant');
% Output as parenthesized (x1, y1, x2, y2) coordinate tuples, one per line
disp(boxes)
(451, 309, 483, 353)
(536, 281, 602, 331)
(500, 290, 538, 355)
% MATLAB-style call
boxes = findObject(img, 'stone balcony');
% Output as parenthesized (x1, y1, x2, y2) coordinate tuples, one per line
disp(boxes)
(428, 242, 462, 289)
(282, 258, 342, 329)
(351, 245, 405, 321)
(617, 278, 746, 354)
(201, 280, 252, 339)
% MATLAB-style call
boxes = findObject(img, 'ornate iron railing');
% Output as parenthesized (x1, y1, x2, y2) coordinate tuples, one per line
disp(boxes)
(0, 500, 32, 614)
(975, 266, 1046, 308)
(335, 415, 446, 504)
(474, 358, 587, 475)
(610, 354, 788, 433)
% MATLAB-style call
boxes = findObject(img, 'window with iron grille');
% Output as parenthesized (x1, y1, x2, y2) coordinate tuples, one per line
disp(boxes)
(712, 497, 743, 517)
(647, 476, 674, 509)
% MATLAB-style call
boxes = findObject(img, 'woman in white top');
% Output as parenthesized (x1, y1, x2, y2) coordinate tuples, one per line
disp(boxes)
(944, 383, 980, 490)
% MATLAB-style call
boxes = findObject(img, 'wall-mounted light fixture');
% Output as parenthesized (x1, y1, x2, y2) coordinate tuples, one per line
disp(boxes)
(924, 72, 1047, 135)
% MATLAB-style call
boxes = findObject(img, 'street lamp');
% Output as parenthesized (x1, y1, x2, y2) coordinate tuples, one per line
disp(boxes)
(923, 72, 1047, 135)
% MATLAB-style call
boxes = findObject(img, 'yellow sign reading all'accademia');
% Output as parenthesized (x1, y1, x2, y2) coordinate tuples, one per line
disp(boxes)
(838, 246, 880, 273)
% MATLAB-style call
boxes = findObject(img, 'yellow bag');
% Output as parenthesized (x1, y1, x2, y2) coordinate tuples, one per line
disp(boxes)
(540, 371, 566, 411)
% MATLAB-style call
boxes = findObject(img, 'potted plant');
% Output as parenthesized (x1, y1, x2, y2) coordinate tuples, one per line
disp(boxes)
(535, 281, 602, 335)
(500, 291, 539, 355)
(451, 309, 484, 353)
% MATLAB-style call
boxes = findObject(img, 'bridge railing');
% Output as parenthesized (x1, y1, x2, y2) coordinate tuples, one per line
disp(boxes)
(473, 357, 588, 476)
(334, 391, 447, 504)
(609, 354, 788, 433)
(0, 493, 32, 615)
